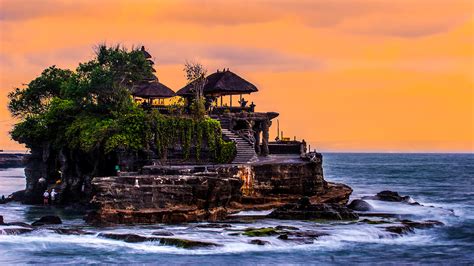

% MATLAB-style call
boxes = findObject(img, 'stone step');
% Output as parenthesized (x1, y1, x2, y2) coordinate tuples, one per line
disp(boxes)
(220, 125, 258, 164)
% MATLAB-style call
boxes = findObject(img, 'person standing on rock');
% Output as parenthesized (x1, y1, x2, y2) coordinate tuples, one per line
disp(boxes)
(43, 190, 50, 205)
(50, 189, 58, 204)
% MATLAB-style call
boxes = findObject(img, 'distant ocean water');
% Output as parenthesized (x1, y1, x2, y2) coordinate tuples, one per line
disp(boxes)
(0, 153, 473, 264)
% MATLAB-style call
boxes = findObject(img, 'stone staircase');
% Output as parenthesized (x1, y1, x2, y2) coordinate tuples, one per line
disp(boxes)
(212, 116, 257, 164)
(221, 128, 258, 164)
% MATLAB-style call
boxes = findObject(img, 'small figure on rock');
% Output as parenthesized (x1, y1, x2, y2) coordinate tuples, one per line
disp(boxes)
(50, 189, 58, 204)
(43, 190, 50, 205)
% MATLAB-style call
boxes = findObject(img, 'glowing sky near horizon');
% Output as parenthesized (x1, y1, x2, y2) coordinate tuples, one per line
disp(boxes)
(0, 0, 473, 152)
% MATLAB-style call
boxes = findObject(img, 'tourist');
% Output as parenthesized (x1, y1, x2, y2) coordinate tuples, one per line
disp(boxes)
(239, 97, 248, 107)
(43, 190, 50, 205)
(50, 189, 58, 203)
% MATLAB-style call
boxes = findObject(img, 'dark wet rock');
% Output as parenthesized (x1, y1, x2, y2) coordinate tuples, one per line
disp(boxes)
(98, 233, 220, 249)
(359, 219, 391, 225)
(99, 233, 157, 243)
(151, 231, 174, 236)
(9, 190, 25, 202)
(385, 220, 443, 235)
(287, 231, 329, 238)
(275, 225, 299, 231)
(5, 222, 34, 228)
(142, 225, 165, 230)
(358, 213, 400, 218)
(277, 231, 327, 244)
(348, 199, 373, 212)
(159, 237, 220, 249)
(52, 228, 93, 235)
(194, 223, 232, 229)
(269, 202, 359, 221)
(385, 225, 414, 235)
(243, 227, 280, 237)
(0, 215, 3, 224)
(401, 220, 444, 229)
(31, 216, 62, 226)
(0, 198, 10, 204)
(364, 191, 411, 202)
(1, 228, 34, 235)
(249, 239, 270, 245)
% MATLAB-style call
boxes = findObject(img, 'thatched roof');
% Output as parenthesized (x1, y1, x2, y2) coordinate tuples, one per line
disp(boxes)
(140, 46, 152, 59)
(132, 80, 175, 98)
(176, 70, 258, 97)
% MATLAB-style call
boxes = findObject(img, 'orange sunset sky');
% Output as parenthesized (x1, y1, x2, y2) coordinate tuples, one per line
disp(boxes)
(0, 0, 473, 152)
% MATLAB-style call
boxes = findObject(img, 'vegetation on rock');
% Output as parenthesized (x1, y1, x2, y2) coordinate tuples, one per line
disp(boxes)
(8, 44, 235, 181)
(243, 227, 281, 237)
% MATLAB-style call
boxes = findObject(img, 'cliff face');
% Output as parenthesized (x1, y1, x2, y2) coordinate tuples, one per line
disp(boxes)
(86, 156, 352, 225)
(21, 144, 120, 204)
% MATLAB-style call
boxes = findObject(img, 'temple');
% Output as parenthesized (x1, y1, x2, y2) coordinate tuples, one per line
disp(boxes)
(130, 47, 306, 165)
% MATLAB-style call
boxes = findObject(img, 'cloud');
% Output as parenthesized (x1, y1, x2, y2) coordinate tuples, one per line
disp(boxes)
(0, 41, 321, 77)
(1, 0, 471, 38)
(0, 0, 85, 21)
(285, 0, 473, 37)
(146, 42, 323, 72)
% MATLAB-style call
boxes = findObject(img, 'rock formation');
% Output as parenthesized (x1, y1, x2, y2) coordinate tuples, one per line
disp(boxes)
(86, 157, 353, 225)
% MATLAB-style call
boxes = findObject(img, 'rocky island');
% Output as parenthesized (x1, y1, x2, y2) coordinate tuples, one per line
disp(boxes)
(7, 45, 355, 224)
(5, 45, 386, 226)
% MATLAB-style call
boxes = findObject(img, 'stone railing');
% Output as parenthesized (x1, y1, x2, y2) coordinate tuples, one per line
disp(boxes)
(235, 129, 256, 146)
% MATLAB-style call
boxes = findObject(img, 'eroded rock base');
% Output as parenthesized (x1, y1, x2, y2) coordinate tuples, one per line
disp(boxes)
(87, 159, 351, 225)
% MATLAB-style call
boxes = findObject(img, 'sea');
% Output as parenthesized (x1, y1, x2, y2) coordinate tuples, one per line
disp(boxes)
(0, 153, 473, 264)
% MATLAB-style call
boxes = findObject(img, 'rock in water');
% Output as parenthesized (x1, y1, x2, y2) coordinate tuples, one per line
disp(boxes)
(385, 220, 444, 235)
(348, 199, 373, 211)
(269, 202, 359, 220)
(0, 215, 3, 225)
(99, 233, 155, 243)
(9, 190, 25, 202)
(5, 222, 33, 228)
(243, 227, 280, 237)
(1, 228, 34, 235)
(365, 191, 411, 202)
(385, 225, 414, 235)
(31, 216, 62, 226)
(401, 220, 444, 229)
(158, 238, 220, 249)
(52, 228, 93, 235)
(249, 239, 270, 245)
(151, 231, 174, 236)
(98, 233, 220, 249)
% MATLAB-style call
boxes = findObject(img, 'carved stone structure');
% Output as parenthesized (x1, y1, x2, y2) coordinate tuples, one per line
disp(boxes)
(212, 112, 279, 157)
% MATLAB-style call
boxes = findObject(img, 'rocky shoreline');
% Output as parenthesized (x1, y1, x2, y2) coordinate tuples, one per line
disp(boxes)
(0, 189, 447, 249)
